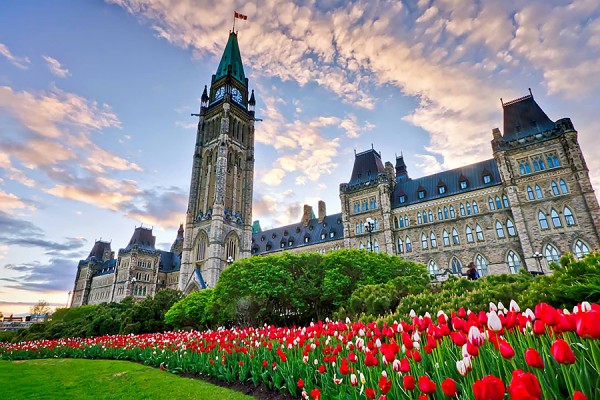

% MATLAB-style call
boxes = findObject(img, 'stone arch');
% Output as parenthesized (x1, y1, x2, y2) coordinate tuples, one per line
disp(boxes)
(194, 230, 209, 263)
(224, 231, 240, 262)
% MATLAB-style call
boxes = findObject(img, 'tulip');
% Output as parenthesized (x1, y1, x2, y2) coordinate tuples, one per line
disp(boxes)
(350, 373, 358, 387)
(550, 338, 576, 364)
(365, 387, 376, 399)
(487, 310, 503, 332)
(403, 375, 415, 391)
(441, 378, 458, 397)
(524, 348, 544, 369)
(297, 378, 305, 389)
(573, 391, 588, 400)
(509, 300, 520, 312)
(378, 375, 392, 394)
(499, 340, 515, 359)
(575, 310, 600, 339)
(468, 326, 485, 346)
(310, 388, 321, 400)
(473, 375, 505, 400)
(418, 375, 437, 394)
(508, 369, 542, 400)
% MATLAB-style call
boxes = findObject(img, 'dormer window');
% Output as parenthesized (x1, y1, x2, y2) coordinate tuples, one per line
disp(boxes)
(304, 235, 310, 243)
(272, 233, 277, 239)
(280, 241, 285, 248)
(418, 190, 426, 199)
(438, 186, 446, 194)
(329, 231, 335, 238)
(460, 180, 468, 189)
(399, 195, 407, 204)
(261, 236, 265, 242)
(483, 173, 492, 184)
(320, 233, 326, 240)
(288, 240, 294, 246)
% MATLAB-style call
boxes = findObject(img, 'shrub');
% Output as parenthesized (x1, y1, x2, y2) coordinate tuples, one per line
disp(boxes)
(164, 289, 215, 330)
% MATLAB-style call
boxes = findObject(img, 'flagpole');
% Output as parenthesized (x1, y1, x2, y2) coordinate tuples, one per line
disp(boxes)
(232, 12, 235, 32)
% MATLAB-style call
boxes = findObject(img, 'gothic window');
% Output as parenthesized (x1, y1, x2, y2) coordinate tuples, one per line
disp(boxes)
(355, 223, 360, 234)
(551, 181, 560, 196)
(353, 202, 361, 213)
(225, 235, 239, 261)
(404, 215, 409, 227)
(438, 208, 443, 220)
(475, 254, 488, 277)
(559, 179, 569, 194)
(507, 251, 521, 274)
(394, 217, 399, 229)
(421, 233, 428, 249)
(506, 219, 516, 237)
(361, 199, 368, 211)
(519, 159, 532, 175)
(443, 230, 450, 246)
(495, 196, 502, 209)
(444, 207, 449, 219)
(503, 195, 509, 208)
(538, 211, 549, 230)
(450, 206, 456, 218)
(196, 237, 206, 261)
(564, 207, 575, 226)
(422, 211, 427, 223)
(573, 239, 590, 259)
(405, 236, 412, 252)
(532, 155, 546, 171)
(466, 202, 472, 215)
(359, 242, 364, 250)
(476, 224, 484, 241)
(452, 228, 460, 245)
(535, 185, 544, 199)
(373, 239, 380, 253)
(488, 197, 495, 211)
(374, 219, 379, 230)
(466, 226, 474, 243)
(546, 152, 560, 168)
(397, 238, 404, 253)
(544, 244, 560, 264)
(428, 259, 439, 275)
(450, 257, 462, 274)
(551, 209, 562, 228)
(366, 240, 372, 251)
(496, 221, 505, 238)
(399, 217, 405, 228)
(473, 201, 479, 214)
(370, 197, 377, 209)
(527, 186, 535, 200)
(304, 235, 310, 243)
(360, 222, 364, 233)
(417, 213, 423, 224)
(428, 210, 434, 222)
(460, 203, 466, 216)
(430, 232, 437, 248)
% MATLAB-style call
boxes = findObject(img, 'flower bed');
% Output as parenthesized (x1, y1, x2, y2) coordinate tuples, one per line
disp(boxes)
(2, 301, 599, 399)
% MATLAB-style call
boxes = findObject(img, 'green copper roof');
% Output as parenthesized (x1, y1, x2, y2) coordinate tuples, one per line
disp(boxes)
(215, 32, 246, 86)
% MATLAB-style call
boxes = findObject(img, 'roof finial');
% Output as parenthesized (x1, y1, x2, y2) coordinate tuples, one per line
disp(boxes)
(354, 149, 357, 156)
(500, 97, 504, 106)
(528, 88, 533, 97)
(371, 143, 374, 150)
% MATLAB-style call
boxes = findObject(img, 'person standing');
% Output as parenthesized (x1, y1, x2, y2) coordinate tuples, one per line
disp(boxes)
(466, 262, 479, 280)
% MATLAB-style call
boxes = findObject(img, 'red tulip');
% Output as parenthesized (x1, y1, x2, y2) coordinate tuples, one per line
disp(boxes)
(365, 387, 376, 399)
(573, 391, 588, 400)
(379, 375, 392, 394)
(450, 332, 466, 346)
(317, 364, 326, 373)
(365, 351, 379, 367)
(499, 340, 515, 359)
(508, 369, 542, 400)
(297, 379, 304, 389)
(524, 348, 544, 369)
(550, 339, 576, 364)
(310, 388, 321, 400)
(400, 357, 410, 373)
(575, 310, 600, 339)
(403, 375, 415, 391)
(441, 378, 458, 397)
(473, 375, 505, 400)
(532, 320, 546, 335)
(418, 375, 437, 394)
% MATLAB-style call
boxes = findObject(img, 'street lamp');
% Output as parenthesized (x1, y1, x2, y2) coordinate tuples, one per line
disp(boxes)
(365, 217, 375, 252)
(131, 277, 137, 297)
(532, 252, 544, 273)
(226, 256, 234, 265)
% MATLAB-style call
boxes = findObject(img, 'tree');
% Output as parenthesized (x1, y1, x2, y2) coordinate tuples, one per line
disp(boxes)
(164, 289, 215, 330)
(30, 300, 52, 316)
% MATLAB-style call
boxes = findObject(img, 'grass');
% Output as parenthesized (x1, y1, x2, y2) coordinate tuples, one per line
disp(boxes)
(0, 358, 254, 400)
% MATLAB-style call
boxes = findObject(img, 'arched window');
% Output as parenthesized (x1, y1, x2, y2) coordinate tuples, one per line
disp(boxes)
(394, 217, 399, 229)
(544, 244, 560, 264)
(404, 215, 409, 227)
(443, 230, 450, 246)
(460, 203, 466, 216)
(430, 232, 437, 248)
(422, 211, 427, 223)
(196, 236, 207, 261)
(452, 228, 460, 245)
(428, 260, 439, 275)
(559, 179, 569, 194)
(473, 201, 479, 214)
(495, 196, 502, 209)
(225, 234, 239, 261)
(444, 207, 449, 219)
(475, 224, 484, 241)
(564, 207, 575, 226)
(466, 202, 472, 215)
(506, 219, 516, 237)
(496, 221, 505, 238)
(405, 236, 412, 252)
(360, 222, 364, 233)
(366, 240, 372, 251)
(428, 210, 434, 222)
(538, 211, 549, 230)
(374, 218, 379, 230)
(519, 160, 532, 175)
(397, 238, 404, 253)
(421, 233, 428, 249)
(551, 181, 560, 196)
(417, 213, 423, 224)
(488, 197, 495, 211)
(475, 254, 488, 277)
(450, 206, 456, 218)
(466, 226, 474, 243)
(502, 195, 509, 208)
(373, 239, 380, 253)
(399, 217, 404, 228)
(532, 155, 546, 171)
(573, 239, 590, 259)
(535, 185, 543, 199)
(450, 257, 462, 274)
(551, 209, 562, 228)
(507, 251, 521, 274)
(527, 186, 535, 200)
(438, 208, 443, 220)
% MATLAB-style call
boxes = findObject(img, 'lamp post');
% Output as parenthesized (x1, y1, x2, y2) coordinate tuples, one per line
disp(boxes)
(131, 277, 137, 297)
(532, 252, 544, 273)
(226, 256, 234, 266)
(365, 217, 375, 252)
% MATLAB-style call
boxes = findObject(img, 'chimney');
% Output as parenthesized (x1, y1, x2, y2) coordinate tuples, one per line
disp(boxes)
(318, 200, 326, 223)
(492, 127, 502, 139)
(301, 204, 313, 227)
(384, 161, 395, 182)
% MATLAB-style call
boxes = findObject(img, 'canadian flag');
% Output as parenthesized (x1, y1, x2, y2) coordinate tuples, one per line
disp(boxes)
(234, 11, 248, 20)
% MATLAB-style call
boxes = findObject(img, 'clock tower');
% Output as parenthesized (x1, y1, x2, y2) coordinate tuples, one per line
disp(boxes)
(179, 32, 256, 292)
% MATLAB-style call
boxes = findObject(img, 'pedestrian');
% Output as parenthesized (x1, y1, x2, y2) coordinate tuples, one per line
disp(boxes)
(466, 262, 479, 280)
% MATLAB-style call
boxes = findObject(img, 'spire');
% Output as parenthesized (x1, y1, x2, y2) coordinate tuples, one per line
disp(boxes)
(395, 154, 409, 181)
(215, 32, 246, 86)
(201, 85, 209, 104)
(177, 223, 184, 239)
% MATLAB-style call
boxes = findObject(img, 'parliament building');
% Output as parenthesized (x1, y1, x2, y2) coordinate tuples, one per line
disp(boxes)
(70, 32, 600, 306)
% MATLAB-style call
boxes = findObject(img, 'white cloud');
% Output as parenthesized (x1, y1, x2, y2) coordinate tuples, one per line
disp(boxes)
(42, 55, 70, 77)
(0, 43, 30, 69)
(0, 190, 35, 213)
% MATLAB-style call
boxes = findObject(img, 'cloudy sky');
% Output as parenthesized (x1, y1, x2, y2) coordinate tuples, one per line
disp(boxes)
(2, 0, 600, 314)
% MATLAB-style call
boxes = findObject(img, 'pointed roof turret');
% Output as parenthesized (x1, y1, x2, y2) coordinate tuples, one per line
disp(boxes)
(502, 90, 555, 140)
(215, 32, 246, 86)
(395, 153, 409, 181)
(248, 89, 255, 106)
(201, 85, 209, 103)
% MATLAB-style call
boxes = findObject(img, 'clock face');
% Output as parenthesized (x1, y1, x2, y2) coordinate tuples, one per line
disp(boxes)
(231, 87, 243, 104)
(214, 86, 225, 101)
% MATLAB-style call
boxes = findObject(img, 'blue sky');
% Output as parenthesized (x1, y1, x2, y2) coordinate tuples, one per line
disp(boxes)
(2, 0, 600, 314)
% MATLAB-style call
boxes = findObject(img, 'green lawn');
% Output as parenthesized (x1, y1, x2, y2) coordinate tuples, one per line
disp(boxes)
(0, 359, 254, 399)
